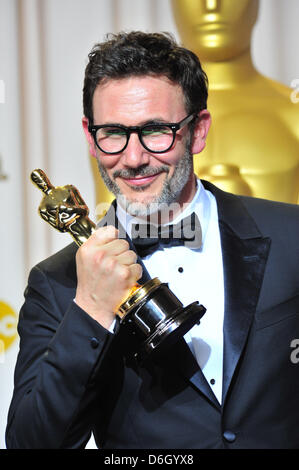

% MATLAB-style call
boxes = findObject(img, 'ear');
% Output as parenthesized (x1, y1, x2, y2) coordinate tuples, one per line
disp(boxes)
(82, 116, 97, 158)
(191, 110, 211, 155)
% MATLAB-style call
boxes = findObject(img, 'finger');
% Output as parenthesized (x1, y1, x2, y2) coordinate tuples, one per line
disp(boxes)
(101, 238, 130, 257)
(92, 225, 119, 245)
(128, 263, 143, 283)
(112, 263, 142, 295)
(76, 226, 119, 262)
(116, 249, 138, 266)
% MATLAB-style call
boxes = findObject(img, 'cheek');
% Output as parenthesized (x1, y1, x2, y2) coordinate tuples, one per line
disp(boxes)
(156, 153, 182, 176)
(158, 140, 189, 174)
(97, 154, 120, 171)
(159, 134, 188, 163)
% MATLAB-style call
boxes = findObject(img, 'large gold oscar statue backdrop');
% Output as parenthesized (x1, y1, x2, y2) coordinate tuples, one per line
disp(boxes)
(172, 0, 299, 203)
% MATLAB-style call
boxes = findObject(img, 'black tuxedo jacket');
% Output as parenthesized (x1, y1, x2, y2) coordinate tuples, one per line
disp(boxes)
(6, 182, 299, 449)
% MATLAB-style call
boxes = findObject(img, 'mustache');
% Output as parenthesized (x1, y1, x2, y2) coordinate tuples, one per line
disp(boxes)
(113, 165, 169, 179)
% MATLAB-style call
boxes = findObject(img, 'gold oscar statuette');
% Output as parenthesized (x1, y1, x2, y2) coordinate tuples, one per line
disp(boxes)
(171, 0, 299, 204)
(31, 169, 206, 362)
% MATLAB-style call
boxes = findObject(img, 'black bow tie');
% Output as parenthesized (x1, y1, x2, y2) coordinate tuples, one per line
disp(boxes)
(132, 212, 202, 257)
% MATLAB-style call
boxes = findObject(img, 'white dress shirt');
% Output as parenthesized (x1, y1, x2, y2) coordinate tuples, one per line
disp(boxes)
(117, 180, 225, 404)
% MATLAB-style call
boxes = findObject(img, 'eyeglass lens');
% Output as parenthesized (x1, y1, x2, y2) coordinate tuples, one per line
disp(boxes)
(95, 125, 174, 153)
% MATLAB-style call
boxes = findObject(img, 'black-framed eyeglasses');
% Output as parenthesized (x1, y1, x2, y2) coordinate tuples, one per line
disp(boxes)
(88, 113, 197, 155)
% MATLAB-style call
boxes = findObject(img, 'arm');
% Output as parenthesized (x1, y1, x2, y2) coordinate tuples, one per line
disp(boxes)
(6, 227, 141, 449)
(6, 264, 114, 449)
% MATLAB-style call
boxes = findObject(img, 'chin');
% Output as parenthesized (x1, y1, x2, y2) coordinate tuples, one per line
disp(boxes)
(116, 192, 156, 216)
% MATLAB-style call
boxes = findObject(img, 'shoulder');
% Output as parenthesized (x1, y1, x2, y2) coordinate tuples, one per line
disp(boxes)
(238, 194, 299, 231)
(28, 242, 78, 296)
(203, 178, 299, 220)
(202, 179, 299, 237)
(23, 243, 78, 316)
(35, 242, 78, 278)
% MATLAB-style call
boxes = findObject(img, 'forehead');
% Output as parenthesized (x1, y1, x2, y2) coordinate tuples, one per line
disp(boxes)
(92, 75, 186, 123)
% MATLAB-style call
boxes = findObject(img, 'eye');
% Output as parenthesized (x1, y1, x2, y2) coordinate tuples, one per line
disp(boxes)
(142, 125, 172, 137)
(101, 127, 126, 138)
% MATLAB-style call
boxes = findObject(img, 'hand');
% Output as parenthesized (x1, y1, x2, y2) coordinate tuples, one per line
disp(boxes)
(74, 226, 142, 329)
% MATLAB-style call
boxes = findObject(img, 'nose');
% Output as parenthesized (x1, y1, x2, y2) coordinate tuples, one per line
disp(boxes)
(121, 132, 150, 168)
(204, 0, 220, 12)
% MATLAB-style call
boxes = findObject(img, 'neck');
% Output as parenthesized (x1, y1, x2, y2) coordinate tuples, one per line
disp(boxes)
(202, 49, 257, 90)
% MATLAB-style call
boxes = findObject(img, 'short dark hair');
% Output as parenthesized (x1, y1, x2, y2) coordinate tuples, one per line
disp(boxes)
(83, 31, 208, 123)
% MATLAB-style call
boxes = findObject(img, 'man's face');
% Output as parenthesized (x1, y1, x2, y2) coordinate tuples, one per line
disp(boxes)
(84, 76, 208, 216)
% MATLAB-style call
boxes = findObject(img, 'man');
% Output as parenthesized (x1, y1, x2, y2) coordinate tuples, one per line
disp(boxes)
(6, 32, 299, 449)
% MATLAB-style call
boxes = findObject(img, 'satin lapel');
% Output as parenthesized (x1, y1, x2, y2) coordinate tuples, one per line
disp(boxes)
(174, 339, 221, 409)
(201, 181, 272, 405)
(174, 201, 270, 407)
(219, 222, 271, 404)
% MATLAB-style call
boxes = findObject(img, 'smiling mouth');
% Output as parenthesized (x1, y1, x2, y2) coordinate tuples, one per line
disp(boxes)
(121, 173, 162, 187)
(115, 166, 169, 189)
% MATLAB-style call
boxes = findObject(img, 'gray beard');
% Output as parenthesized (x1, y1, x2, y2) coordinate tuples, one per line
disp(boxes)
(96, 144, 193, 217)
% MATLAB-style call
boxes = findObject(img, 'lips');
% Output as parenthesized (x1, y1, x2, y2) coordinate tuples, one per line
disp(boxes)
(121, 172, 162, 187)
